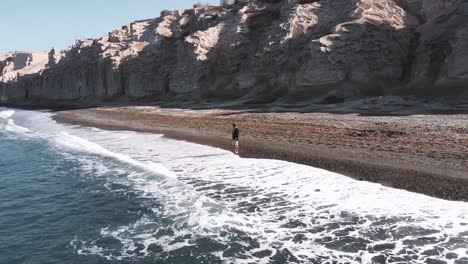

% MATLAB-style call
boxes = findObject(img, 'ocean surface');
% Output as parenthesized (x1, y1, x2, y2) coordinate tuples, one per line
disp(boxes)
(1, 107, 468, 264)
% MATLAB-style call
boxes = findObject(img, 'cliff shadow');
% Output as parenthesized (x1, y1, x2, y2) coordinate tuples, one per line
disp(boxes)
(140, 0, 468, 116)
(5, 0, 468, 116)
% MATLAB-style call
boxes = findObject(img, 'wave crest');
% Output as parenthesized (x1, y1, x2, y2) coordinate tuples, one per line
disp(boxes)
(0, 108, 33, 134)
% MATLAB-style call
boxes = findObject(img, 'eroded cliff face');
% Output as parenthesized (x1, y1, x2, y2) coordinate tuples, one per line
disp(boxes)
(0, 52, 48, 102)
(1, 0, 468, 106)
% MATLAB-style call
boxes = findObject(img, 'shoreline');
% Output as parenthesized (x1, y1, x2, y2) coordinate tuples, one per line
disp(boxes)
(53, 106, 468, 201)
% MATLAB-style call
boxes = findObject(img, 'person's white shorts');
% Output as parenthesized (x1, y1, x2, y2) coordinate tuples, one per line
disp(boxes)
(232, 140, 239, 146)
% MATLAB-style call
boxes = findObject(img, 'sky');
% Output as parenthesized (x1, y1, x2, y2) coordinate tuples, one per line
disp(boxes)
(0, 0, 219, 53)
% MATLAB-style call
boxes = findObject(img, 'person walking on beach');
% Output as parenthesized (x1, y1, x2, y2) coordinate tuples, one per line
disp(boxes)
(232, 124, 239, 154)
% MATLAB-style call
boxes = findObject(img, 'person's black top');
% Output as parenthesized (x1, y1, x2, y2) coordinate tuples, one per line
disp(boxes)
(232, 128, 239, 141)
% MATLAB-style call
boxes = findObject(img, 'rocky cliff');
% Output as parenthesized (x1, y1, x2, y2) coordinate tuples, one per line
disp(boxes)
(0, 52, 48, 102)
(1, 0, 468, 106)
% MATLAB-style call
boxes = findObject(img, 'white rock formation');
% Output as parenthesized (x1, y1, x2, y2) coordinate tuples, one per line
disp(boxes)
(1, 0, 467, 106)
(0, 52, 48, 82)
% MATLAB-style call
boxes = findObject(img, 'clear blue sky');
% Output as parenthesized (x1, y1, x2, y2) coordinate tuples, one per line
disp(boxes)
(0, 0, 219, 53)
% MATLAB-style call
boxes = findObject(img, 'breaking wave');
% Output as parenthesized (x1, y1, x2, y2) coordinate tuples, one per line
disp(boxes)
(2, 107, 468, 264)
(0, 108, 33, 134)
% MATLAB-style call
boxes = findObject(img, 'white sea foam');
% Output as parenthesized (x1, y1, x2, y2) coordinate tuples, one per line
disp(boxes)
(116, 136, 468, 263)
(0, 108, 33, 134)
(0, 108, 15, 120)
(5, 119, 33, 133)
(5, 108, 468, 263)
(54, 131, 264, 262)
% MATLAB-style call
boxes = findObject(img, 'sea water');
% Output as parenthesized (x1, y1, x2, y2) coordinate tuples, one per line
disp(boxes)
(0, 107, 467, 264)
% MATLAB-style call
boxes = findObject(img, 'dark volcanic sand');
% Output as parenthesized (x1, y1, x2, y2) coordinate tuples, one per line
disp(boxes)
(53, 106, 468, 201)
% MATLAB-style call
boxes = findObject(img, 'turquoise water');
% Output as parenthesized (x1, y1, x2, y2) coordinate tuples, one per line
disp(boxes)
(1, 108, 468, 264)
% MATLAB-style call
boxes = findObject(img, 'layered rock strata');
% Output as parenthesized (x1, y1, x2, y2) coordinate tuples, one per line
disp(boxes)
(1, 0, 467, 106)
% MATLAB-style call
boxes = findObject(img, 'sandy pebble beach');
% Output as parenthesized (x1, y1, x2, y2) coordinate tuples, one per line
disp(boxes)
(54, 106, 468, 201)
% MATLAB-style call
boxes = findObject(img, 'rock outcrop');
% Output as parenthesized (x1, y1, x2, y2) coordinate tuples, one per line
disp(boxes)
(0, 51, 49, 102)
(0, 52, 49, 82)
(1, 0, 468, 106)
